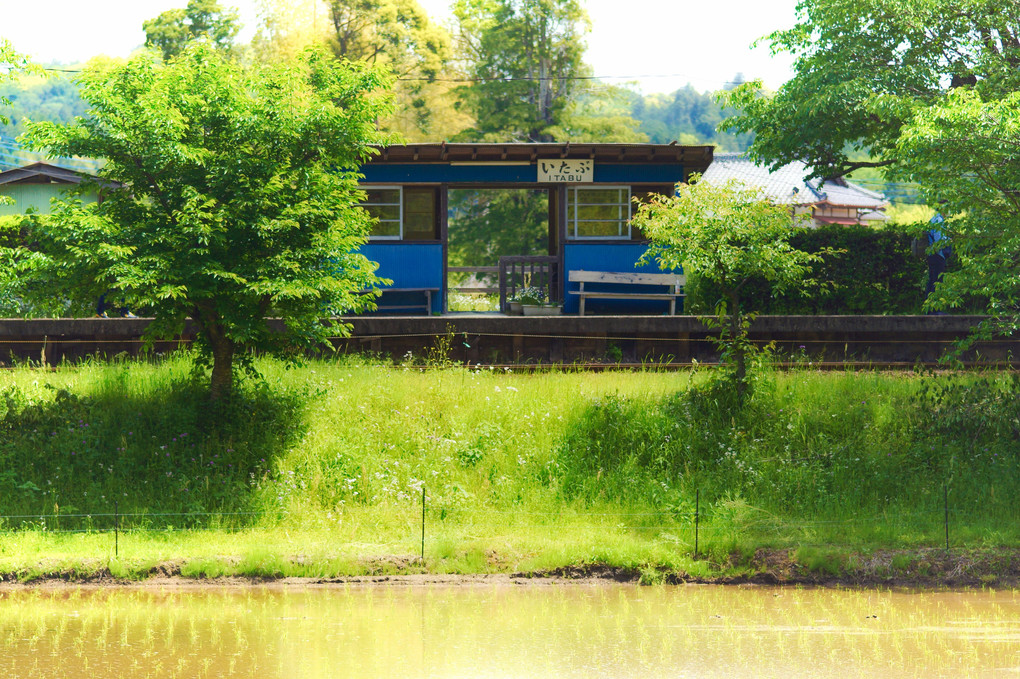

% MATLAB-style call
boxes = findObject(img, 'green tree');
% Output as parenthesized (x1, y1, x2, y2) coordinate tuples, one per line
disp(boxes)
(720, 0, 1020, 179)
(632, 178, 822, 400)
(14, 46, 393, 400)
(254, 0, 462, 139)
(453, 0, 591, 141)
(897, 90, 1020, 328)
(144, 0, 241, 60)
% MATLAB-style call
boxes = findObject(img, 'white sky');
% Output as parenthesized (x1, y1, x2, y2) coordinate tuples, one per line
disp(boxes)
(3, 0, 797, 94)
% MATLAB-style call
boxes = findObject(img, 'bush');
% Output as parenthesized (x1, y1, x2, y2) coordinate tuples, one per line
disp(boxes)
(686, 224, 929, 315)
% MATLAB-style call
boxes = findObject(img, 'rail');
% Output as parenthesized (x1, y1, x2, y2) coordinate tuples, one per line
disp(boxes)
(448, 266, 499, 295)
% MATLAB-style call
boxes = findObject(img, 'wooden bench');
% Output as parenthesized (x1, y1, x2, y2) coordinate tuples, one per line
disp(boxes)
(569, 270, 685, 316)
(366, 287, 439, 314)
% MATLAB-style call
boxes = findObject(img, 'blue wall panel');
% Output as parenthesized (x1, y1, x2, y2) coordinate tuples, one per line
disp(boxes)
(361, 163, 684, 185)
(562, 243, 683, 315)
(593, 164, 684, 184)
(362, 164, 537, 183)
(360, 243, 444, 313)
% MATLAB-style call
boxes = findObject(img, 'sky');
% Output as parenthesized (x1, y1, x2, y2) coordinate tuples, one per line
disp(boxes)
(3, 0, 798, 94)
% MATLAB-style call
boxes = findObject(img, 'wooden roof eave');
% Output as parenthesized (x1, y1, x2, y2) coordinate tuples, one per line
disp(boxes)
(365, 143, 714, 170)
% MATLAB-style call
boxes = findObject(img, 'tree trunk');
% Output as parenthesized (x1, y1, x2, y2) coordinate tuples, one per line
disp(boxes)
(209, 335, 235, 402)
(194, 305, 235, 402)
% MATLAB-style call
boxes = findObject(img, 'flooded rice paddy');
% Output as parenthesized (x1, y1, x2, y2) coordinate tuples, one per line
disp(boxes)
(1, 583, 1018, 678)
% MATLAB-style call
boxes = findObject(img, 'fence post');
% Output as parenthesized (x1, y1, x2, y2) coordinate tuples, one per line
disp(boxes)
(944, 483, 949, 551)
(694, 488, 700, 558)
(421, 486, 426, 562)
(114, 500, 119, 558)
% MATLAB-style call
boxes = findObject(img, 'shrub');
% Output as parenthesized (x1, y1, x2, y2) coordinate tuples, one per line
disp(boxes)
(686, 224, 929, 315)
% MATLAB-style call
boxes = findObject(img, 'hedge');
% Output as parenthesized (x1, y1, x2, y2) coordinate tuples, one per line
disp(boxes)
(685, 223, 932, 315)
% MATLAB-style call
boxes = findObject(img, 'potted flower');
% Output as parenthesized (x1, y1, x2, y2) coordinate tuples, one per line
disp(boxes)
(514, 286, 561, 316)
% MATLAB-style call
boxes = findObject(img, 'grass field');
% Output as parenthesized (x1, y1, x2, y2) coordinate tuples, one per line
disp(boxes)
(0, 354, 1018, 581)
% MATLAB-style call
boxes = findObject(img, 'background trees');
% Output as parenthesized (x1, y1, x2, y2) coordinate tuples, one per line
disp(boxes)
(143, 0, 241, 60)
(255, 0, 463, 140)
(14, 46, 392, 399)
(452, 0, 589, 142)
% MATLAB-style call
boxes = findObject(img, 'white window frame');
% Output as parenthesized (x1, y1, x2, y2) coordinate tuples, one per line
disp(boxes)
(361, 185, 403, 240)
(568, 185, 632, 240)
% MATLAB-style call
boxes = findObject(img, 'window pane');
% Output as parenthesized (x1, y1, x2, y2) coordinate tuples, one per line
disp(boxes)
(404, 189, 434, 214)
(577, 204, 624, 221)
(575, 188, 625, 204)
(364, 188, 400, 204)
(371, 220, 400, 238)
(366, 205, 400, 221)
(404, 213, 434, 240)
(576, 220, 623, 238)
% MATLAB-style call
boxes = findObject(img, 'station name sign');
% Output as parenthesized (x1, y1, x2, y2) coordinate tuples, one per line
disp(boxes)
(537, 159, 593, 183)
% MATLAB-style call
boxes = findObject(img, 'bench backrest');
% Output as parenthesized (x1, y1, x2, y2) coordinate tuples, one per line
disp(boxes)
(568, 270, 685, 287)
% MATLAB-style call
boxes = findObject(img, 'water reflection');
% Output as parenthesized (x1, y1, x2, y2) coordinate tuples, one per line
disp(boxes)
(1, 584, 1019, 678)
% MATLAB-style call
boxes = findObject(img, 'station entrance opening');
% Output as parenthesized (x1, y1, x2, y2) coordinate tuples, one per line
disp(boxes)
(446, 188, 551, 311)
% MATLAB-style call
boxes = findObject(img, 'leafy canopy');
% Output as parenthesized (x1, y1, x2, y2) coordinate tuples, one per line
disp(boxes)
(721, 0, 1020, 179)
(15, 45, 393, 399)
(143, 0, 241, 60)
(897, 90, 1020, 326)
(0, 39, 32, 126)
(635, 179, 820, 301)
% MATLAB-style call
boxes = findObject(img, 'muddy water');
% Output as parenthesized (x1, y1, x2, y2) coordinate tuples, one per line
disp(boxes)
(1, 584, 1018, 678)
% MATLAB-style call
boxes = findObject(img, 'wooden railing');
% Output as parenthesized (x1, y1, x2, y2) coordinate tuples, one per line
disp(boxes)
(498, 255, 559, 313)
(448, 266, 499, 295)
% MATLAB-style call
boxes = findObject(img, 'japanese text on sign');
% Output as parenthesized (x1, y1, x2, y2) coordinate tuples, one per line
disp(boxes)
(538, 159, 593, 183)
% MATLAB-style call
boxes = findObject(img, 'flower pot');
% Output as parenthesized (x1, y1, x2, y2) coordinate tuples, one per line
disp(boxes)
(508, 301, 523, 315)
(522, 304, 562, 316)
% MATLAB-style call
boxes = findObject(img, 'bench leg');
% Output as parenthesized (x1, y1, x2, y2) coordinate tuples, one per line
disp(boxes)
(579, 297, 585, 317)
(669, 298, 675, 316)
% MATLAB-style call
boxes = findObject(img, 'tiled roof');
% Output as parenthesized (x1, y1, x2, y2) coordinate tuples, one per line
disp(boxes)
(701, 153, 888, 209)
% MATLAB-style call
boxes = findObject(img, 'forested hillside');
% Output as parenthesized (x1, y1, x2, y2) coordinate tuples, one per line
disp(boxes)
(0, 70, 750, 150)
(0, 71, 85, 167)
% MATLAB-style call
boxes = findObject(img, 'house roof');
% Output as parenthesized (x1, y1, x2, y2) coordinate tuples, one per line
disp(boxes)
(0, 162, 94, 187)
(366, 143, 714, 170)
(701, 153, 888, 209)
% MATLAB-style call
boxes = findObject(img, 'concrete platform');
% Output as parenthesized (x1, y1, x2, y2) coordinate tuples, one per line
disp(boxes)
(0, 315, 1015, 367)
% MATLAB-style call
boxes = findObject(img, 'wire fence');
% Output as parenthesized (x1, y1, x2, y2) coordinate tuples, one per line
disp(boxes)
(0, 484, 1011, 561)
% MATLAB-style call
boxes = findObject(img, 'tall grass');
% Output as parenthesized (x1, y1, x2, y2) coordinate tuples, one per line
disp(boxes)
(0, 354, 1018, 576)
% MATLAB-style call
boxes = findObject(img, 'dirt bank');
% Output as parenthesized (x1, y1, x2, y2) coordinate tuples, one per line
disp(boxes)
(1, 548, 1018, 590)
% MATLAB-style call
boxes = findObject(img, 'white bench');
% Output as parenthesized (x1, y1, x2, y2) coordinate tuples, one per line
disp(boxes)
(569, 270, 686, 316)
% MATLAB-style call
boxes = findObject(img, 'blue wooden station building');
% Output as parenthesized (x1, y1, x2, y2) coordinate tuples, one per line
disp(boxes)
(357, 142, 713, 314)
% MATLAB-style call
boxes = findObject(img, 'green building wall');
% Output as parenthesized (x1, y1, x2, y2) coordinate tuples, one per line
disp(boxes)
(0, 182, 97, 216)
